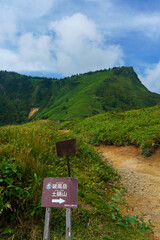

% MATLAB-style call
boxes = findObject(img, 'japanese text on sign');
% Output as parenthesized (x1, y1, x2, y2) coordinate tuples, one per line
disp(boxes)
(41, 178, 78, 208)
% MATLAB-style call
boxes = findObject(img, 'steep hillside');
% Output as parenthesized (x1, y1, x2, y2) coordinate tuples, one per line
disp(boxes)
(33, 67, 160, 121)
(0, 67, 160, 125)
(0, 71, 57, 125)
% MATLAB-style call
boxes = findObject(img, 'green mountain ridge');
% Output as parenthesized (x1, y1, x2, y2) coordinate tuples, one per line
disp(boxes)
(0, 67, 160, 125)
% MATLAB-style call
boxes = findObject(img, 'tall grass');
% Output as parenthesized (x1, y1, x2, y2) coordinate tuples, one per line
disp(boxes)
(62, 105, 160, 157)
(0, 120, 153, 239)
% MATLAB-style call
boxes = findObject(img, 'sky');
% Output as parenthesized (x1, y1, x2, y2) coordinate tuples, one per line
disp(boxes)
(1, 0, 160, 93)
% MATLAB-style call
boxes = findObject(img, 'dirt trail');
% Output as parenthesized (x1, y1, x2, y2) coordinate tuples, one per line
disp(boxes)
(96, 145, 160, 240)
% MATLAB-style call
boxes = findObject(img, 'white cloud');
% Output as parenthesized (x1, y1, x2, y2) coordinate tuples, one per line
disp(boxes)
(0, 33, 54, 72)
(19, 33, 52, 63)
(0, 6, 17, 43)
(0, 12, 124, 76)
(85, 0, 111, 5)
(0, 49, 19, 67)
(4, 0, 55, 19)
(0, 0, 56, 45)
(128, 13, 160, 39)
(87, 1, 160, 40)
(1, 0, 160, 81)
(50, 13, 102, 49)
(139, 62, 160, 92)
(49, 13, 124, 75)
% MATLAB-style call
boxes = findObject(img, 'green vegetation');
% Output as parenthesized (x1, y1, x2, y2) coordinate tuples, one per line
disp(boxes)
(62, 104, 160, 157)
(1, 67, 159, 238)
(30, 67, 160, 121)
(0, 71, 57, 125)
(0, 121, 153, 239)
(1, 67, 160, 125)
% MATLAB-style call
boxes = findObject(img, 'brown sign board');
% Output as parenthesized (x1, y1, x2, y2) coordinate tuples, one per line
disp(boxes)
(41, 178, 78, 208)
(55, 138, 77, 157)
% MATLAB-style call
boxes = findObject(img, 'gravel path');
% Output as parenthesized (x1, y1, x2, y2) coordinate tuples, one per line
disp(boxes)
(96, 145, 160, 240)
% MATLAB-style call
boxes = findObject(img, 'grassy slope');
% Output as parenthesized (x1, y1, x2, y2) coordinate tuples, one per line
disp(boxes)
(62, 104, 160, 157)
(0, 121, 152, 239)
(34, 72, 107, 120)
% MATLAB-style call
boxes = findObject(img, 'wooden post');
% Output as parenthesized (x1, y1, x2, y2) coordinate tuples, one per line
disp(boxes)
(43, 207, 51, 240)
(66, 208, 72, 240)
(66, 155, 71, 239)
(66, 155, 71, 177)
(55, 139, 78, 240)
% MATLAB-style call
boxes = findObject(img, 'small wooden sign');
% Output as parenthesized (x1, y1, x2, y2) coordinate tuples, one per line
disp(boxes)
(41, 178, 78, 208)
(55, 139, 77, 157)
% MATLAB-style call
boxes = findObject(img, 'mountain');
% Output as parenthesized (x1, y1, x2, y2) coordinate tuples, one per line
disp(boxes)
(0, 71, 57, 125)
(0, 67, 160, 125)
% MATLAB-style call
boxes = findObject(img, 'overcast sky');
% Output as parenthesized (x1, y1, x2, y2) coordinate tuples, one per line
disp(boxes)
(1, 0, 160, 93)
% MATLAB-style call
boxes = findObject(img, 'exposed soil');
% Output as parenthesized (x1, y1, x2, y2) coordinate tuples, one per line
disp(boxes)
(28, 108, 40, 118)
(96, 145, 160, 240)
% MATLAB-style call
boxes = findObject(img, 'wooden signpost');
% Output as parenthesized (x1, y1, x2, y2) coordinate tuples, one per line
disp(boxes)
(55, 138, 77, 158)
(43, 207, 51, 240)
(42, 138, 78, 240)
(41, 178, 78, 208)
